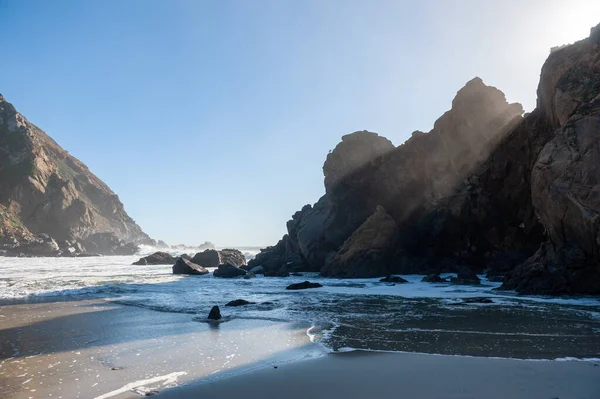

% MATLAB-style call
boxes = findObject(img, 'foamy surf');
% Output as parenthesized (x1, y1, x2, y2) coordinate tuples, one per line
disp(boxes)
(94, 371, 187, 399)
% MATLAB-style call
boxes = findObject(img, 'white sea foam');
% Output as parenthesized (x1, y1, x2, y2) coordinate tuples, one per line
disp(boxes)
(94, 371, 187, 399)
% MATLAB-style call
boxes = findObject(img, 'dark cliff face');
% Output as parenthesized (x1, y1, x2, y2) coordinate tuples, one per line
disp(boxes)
(501, 24, 600, 294)
(249, 79, 525, 276)
(251, 23, 600, 294)
(0, 95, 151, 248)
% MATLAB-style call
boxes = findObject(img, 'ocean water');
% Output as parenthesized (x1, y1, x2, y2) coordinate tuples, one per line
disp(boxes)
(1, 251, 599, 360)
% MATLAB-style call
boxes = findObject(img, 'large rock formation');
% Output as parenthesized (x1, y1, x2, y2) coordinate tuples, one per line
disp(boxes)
(502, 25, 600, 294)
(252, 24, 600, 294)
(0, 94, 151, 254)
(249, 78, 524, 277)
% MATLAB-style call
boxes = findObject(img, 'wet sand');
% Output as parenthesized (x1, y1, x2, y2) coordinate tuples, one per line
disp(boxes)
(1, 296, 600, 398)
(159, 350, 600, 399)
(0, 299, 318, 398)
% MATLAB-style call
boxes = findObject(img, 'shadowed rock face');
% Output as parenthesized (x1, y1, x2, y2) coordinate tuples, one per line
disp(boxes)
(0, 95, 151, 249)
(249, 78, 524, 277)
(322, 206, 399, 278)
(502, 24, 600, 294)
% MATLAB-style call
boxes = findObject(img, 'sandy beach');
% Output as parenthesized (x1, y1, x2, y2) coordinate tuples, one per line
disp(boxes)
(1, 295, 599, 398)
(0, 298, 319, 398)
(159, 350, 600, 399)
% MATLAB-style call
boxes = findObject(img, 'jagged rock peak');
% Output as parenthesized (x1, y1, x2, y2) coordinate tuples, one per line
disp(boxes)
(449, 77, 523, 118)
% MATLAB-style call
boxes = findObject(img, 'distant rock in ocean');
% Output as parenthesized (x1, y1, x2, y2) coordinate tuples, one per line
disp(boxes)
(213, 263, 246, 278)
(133, 251, 177, 265)
(192, 248, 247, 268)
(172, 257, 209, 275)
(249, 24, 600, 295)
(0, 94, 152, 256)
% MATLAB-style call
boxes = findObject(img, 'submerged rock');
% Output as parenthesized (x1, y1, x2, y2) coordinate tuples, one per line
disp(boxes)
(225, 299, 255, 307)
(249, 265, 265, 274)
(286, 281, 323, 290)
(450, 270, 481, 285)
(276, 265, 290, 277)
(133, 251, 176, 265)
(243, 271, 256, 279)
(462, 297, 493, 304)
(379, 276, 408, 283)
(208, 306, 221, 320)
(422, 274, 447, 283)
(172, 257, 209, 275)
(213, 263, 246, 278)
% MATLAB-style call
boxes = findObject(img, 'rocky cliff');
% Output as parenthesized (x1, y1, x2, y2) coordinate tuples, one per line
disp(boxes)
(250, 24, 600, 295)
(0, 94, 151, 255)
(249, 78, 525, 276)
(501, 24, 600, 294)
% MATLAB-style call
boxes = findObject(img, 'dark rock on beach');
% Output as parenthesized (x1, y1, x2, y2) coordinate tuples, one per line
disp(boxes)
(208, 306, 221, 320)
(213, 263, 246, 278)
(172, 257, 209, 275)
(286, 281, 323, 290)
(133, 251, 176, 265)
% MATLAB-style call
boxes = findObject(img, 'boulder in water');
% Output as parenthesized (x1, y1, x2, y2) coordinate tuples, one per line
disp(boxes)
(450, 268, 481, 285)
(172, 257, 209, 275)
(213, 263, 246, 278)
(286, 281, 323, 290)
(379, 276, 408, 283)
(225, 299, 255, 307)
(462, 297, 493, 304)
(422, 274, 447, 283)
(219, 248, 247, 267)
(133, 251, 176, 265)
(250, 265, 265, 274)
(192, 249, 220, 268)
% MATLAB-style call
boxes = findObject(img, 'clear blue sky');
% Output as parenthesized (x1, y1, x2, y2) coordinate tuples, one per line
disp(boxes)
(0, 1, 598, 246)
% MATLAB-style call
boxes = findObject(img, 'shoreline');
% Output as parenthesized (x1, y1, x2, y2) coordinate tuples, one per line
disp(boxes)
(1, 290, 599, 397)
(0, 298, 321, 399)
(157, 350, 600, 399)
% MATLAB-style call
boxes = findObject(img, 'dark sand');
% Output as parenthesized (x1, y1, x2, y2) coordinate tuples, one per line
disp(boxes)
(158, 350, 600, 399)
